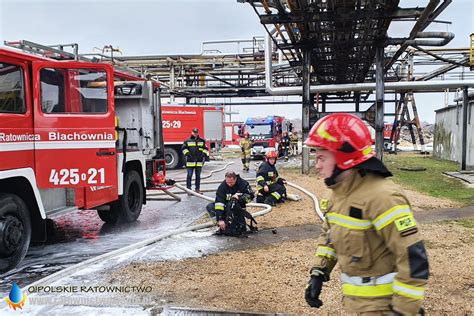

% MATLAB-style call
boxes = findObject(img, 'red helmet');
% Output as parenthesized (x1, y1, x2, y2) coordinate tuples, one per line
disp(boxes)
(266, 150, 278, 160)
(304, 113, 374, 169)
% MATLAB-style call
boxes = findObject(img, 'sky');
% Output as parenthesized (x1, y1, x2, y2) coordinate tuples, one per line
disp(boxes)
(1, 0, 473, 123)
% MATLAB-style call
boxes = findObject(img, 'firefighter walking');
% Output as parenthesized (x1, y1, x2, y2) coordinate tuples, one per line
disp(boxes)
(280, 131, 291, 161)
(181, 128, 209, 193)
(255, 150, 287, 206)
(290, 131, 299, 155)
(239, 132, 252, 171)
(304, 113, 429, 315)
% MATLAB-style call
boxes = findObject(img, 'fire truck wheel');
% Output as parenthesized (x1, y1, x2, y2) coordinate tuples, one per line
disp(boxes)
(110, 170, 143, 223)
(97, 209, 120, 224)
(0, 193, 32, 273)
(164, 148, 180, 169)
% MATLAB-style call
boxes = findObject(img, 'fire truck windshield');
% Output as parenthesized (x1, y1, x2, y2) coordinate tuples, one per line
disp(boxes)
(246, 124, 272, 136)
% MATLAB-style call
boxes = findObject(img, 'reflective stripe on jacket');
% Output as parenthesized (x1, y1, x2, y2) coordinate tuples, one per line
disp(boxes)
(280, 136, 291, 149)
(255, 161, 279, 191)
(214, 176, 255, 221)
(181, 135, 208, 167)
(239, 138, 252, 156)
(312, 170, 429, 314)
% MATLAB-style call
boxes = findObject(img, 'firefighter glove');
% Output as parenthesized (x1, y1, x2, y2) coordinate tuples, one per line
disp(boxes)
(241, 193, 252, 203)
(305, 275, 323, 308)
(231, 193, 242, 200)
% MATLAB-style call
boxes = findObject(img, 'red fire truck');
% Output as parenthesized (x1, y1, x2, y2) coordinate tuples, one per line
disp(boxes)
(366, 122, 400, 149)
(161, 105, 224, 168)
(243, 115, 289, 159)
(223, 122, 243, 147)
(0, 46, 166, 272)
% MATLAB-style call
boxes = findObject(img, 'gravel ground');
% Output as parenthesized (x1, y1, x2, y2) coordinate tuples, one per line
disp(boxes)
(237, 168, 459, 231)
(109, 220, 474, 315)
(197, 163, 460, 229)
(107, 169, 473, 315)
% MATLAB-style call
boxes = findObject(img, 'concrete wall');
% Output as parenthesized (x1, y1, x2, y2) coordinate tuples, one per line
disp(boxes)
(433, 101, 474, 168)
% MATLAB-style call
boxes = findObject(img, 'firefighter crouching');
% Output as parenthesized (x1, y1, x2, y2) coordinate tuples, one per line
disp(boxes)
(280, 131, 291, 162)
(240, 131, 252, 171)
(304, 113, 429, 315)
(206, 171, 256, 236)
(181, 128, 209, 193)
(255, 150, 287, 206)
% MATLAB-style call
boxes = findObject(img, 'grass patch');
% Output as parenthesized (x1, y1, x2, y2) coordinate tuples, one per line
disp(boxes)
(453, 219, 474, 229)
(384, 153, 474, 206)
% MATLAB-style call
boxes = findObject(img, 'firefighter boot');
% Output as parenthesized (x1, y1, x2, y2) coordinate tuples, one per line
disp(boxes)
(256, 194, 265, 203)
(263, 195, 277, 206)
(244, 159, 250, 171)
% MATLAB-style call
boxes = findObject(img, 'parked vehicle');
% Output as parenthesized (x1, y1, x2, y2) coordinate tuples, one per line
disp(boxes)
(0, 45, 166, 272)
(242, 115, 288, 159)
(162, 105, 224, 168)
(223, 121, 243, 147)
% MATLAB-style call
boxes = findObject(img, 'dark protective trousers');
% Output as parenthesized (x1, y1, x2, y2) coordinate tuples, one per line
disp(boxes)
(256, 183, 286, 203)
(186, 167, 202, 190)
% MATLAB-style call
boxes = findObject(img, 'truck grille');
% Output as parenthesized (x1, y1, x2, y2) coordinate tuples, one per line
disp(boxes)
(253, 142, 268, 148)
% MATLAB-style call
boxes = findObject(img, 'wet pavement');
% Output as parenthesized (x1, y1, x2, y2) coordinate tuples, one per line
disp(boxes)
(0, 160, 254, 298)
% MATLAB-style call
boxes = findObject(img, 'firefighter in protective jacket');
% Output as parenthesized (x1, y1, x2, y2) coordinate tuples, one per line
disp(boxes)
(304, 113, 429, 315)
(280, 131, 291, 161)
(206, 171, 255, 235)
(181, 128, 209, 192)
(290, 131, 299, 155)
(239, 132, 252, 171)
(255, 150, 287, 206)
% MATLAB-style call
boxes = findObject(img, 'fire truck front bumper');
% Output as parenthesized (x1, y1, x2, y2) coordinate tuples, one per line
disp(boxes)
(251, 146, 271, 157)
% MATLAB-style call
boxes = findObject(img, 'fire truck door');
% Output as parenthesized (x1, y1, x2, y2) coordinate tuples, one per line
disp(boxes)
(32, 61, 117, 189)
(0, 55, 33, 171)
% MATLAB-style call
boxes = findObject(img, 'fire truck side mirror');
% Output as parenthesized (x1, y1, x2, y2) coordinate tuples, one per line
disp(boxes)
(238, 125, 244, 137)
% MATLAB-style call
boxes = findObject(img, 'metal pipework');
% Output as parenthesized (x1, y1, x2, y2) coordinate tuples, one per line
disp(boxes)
(201, 39, 261, 55)
(389, 32, 455, 47)
(264, 33, 474, 95)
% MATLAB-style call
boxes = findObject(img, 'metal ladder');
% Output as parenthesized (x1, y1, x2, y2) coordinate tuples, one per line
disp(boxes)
(4, 39, 142, 77)
(4, 39, 82, 61)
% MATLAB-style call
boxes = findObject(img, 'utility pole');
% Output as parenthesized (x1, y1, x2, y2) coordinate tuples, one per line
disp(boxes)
(461, 87, 469, 170)
(302, 48, 311, 174)
(375, 45, 385, 160)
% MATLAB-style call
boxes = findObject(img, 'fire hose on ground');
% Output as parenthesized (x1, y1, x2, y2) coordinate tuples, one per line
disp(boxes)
(21, 165, 324, 292)
(172, 161, 235, 183)
(22, 189, 271, 290)
(148, 161, 237, 200)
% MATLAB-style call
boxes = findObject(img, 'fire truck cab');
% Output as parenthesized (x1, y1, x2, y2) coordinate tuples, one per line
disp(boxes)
(0, 47, 164, 272)
(243, 115, 288, 159)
